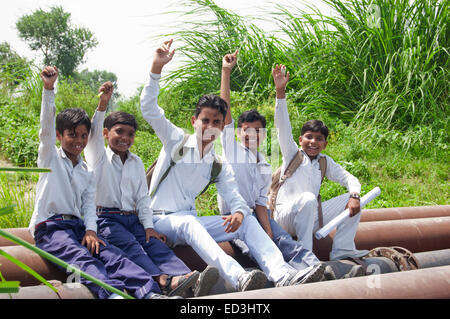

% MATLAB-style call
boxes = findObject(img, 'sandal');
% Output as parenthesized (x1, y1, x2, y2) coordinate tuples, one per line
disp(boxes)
(161, 271, 200, 297)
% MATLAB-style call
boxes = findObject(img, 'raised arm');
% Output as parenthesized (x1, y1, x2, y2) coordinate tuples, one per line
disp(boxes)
(221, 50, 238, 126)
(37, 66, 59, 168)
(140, 40, 184, 147)
(272, 65, 299, 164)
(85, 82, 114, 168)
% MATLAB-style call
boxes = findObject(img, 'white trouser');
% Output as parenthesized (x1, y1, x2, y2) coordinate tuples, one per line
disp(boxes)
(152, 211, 293, 288)
(274, 193, 361, 260)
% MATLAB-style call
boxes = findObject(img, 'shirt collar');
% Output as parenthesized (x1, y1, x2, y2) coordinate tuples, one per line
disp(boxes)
(58, 147, 86, 169)
(106, 146, 137, 162)
(183, 133, 216, 161)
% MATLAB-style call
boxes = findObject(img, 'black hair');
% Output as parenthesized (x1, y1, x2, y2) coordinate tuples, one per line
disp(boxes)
(194, 94, 228, 120)
(301, 120, 329, 139)
(237, 109, 266, 128)
(103, 111, 138, 130)
(55, 108, 91, 135)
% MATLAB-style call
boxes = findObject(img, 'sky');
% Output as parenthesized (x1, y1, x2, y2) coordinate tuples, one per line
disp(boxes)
(1, 0, 333, 97)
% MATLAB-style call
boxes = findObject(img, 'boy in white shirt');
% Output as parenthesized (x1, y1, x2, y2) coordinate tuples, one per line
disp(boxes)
(218, 51, 325, 282)
(29, 66, 162, 299)
(84, 82, 217, 298)
(141, 40, 312, 292)
(271, 64, 369, 261)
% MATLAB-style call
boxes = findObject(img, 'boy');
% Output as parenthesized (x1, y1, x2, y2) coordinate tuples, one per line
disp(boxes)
(28, 66, 163, 299)
(84, 83, 218, 297)
(218, 51, 325, 283)
(271, 64, 369, 261)
(140, 40, 311, 292)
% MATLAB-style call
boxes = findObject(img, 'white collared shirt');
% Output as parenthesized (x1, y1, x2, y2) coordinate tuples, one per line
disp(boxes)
(140, 73, 251, 217)
(29, 89, 97, 235)
(84, 110, 154, 229)
(218, 120, 272, 214)
(274, 98, 361, 207)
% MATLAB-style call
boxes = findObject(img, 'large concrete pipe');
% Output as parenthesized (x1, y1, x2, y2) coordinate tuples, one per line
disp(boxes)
(199, 265, 450, 299)
(360, 205, 450, 222)
(313, 216, 450, 261)
(0, 228, 34, 247)
(0, 280, 95, 299)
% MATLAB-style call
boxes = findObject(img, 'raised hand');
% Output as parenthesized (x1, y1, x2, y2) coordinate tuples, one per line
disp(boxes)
(97, 81, 114, 112)
(222, 50, 238, 71)
(40, 66, 59, 90)
(272, 64, 289, 99)
(151, 39, 175, 74)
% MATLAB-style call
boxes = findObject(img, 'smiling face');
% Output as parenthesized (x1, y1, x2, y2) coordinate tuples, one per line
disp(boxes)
(298, 130, 328, 159)
(191, 106, 225, 152)
(56, 124, 89, 165)
(237, 120, 266, 151)
(103, 124, 135, 160)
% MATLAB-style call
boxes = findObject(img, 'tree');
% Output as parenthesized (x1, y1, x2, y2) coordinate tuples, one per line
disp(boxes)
(16, 6, 98, 77)
(73, 68, 120, 101)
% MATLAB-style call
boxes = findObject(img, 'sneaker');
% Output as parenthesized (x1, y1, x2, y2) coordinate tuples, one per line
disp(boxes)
(193, 265, 219, 297)
(294, 263, 326, 285)
(275, 269, 298, 287)
(237, 270, 267, 292)
(146, 292, 184, 299)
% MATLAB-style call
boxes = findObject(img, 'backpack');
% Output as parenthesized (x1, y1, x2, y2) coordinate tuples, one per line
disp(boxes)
(268, 150, 327, 227)
(146, 134, 222, 198)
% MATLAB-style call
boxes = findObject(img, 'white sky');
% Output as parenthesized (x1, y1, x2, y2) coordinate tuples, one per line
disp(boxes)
(1, 0, 333, 97)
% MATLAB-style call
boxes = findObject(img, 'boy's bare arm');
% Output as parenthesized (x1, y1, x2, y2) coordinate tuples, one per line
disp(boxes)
(151, 39, 175, 75)
(97, 81, 114, 112)
(221, 50, 238, 125)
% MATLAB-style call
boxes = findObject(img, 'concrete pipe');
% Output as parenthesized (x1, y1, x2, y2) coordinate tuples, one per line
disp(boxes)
(0, 245, 67, 286)
(199, 265, 450, 299)
(0, 228, 34, 247)
(0, 280, 95, 299)
(360, 205, 450, 222)
(313, 216, 450, 261)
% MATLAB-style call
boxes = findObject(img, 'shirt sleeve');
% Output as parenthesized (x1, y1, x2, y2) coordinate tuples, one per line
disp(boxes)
(255, 172, 271, 208)
(37, 89, 57, 168)
(274, 98, 300, 168)
(140, 73, 184, 148)
(85, 110, 106, 169)
(135, 160, 154, 229)
(81, 171, 99, 233)
(325, 155, 361, 194)
(215, 159, 251, 218)
(221, 120, 238, 163)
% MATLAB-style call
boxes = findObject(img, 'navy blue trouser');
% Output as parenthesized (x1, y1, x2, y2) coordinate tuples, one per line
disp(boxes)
(97, 212, 191, 278)
(232, 210, 320, 270)
(34, 215, 159, 299)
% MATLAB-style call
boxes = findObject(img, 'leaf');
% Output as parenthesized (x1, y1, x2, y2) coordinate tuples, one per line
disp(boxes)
(0, 205, 15, 217)
(0, 167, 51, 173)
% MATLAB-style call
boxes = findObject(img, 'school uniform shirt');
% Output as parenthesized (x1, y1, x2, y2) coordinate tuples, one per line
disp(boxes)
(84, 110, 154, 229)
(28, 89, 97, 235)
(140, 73, 251, 217)
(274, 98, 361, 208)
(218, 120, 272, 214)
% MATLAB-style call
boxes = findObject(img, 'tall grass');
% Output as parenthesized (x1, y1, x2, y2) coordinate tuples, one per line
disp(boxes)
(161, 0, 449, 151)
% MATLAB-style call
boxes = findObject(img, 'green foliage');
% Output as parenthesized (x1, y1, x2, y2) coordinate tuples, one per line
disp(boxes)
(0, 42, 32, 91)
(16, 6, 98, 77)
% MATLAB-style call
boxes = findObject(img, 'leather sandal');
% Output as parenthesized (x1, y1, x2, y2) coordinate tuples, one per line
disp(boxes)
(161, 271, 200, 297)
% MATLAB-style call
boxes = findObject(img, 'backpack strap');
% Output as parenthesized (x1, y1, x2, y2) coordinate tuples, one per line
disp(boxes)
(268, 150, 304, 214)
(317, 156, 327, 228)
(197, 156, 222, 197)
(148, 133, 190, 197)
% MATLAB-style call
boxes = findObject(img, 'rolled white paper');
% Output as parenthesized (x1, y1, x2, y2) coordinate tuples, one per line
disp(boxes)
(314, 187, 381, 240)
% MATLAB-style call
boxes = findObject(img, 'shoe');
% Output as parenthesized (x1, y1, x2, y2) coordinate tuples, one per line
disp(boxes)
(342, 265, 365, 278)
(193, 265, 219, 297)
(330, 249, 369, 261)
(237, 270, 267, 292)
(107, 293, 124, 299)
(275, 269, 298, 287)
(146, 292, 184, 299)
(294, 263, 326, 285)
(161, 271, 200, 297)
(323, 265, 337, 281)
